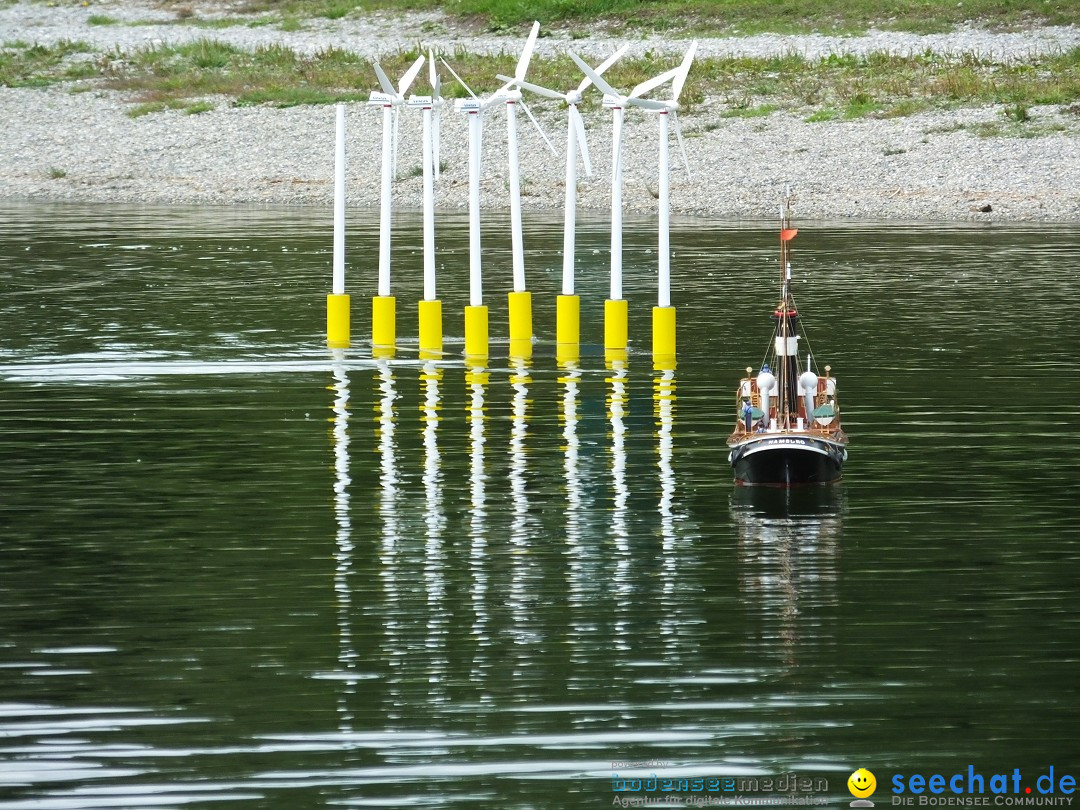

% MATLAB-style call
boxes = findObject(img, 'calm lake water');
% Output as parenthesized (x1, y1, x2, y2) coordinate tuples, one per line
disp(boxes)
(1, 202, 1078, 809)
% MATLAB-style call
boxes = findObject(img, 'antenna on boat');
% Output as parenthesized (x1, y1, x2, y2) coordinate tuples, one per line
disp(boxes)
(368, 53, 426, 354)
(503, 44, 629, 357)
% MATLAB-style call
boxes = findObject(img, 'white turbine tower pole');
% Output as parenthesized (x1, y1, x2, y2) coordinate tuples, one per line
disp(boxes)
(658, 108, 671, 308)
(611, 104, 624, 301)
(468, 102, 482, 308)
(409, 54, 445, 356)
(422, 102, 435, 302)
(333, 103, 346, 298)
(369, 54, 425, 351)
(378, 102, 393, 297)
(429, 49, 443, 181)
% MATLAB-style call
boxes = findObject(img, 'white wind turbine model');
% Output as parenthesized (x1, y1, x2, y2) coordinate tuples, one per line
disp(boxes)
(491, 21, 557, 325)
(443, 23, 555, 356)
(571, 42, 697, 355)
(407, 51, 447, 355)
(369, 53, 426, 345)
(498, 43, 629, 307)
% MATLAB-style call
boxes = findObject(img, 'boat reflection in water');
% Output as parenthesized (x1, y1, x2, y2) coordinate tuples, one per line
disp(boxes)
(730, 486, 844, 665)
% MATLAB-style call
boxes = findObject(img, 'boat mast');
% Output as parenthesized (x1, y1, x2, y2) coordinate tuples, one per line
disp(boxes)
(774, 190, 799, 428)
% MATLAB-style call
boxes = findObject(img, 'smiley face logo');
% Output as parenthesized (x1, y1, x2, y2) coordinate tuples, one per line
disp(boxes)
(848, 768, 877, 798)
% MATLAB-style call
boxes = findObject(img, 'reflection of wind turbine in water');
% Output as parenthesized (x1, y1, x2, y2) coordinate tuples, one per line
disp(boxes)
(558, 357, 590, 659)
(420, 360, 447, 697)
(330, 350, 356, 731)
(606, 355, 632, 653)
(507, 356, 536, 646)
(374, 358, 404, 721)
(466, 362, 490, 685)
(731, 488, 843, 667)
(654, 364, 680, 657)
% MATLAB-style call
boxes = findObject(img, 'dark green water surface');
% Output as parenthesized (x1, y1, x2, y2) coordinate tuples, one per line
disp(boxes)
(1, 203, 1077, 809)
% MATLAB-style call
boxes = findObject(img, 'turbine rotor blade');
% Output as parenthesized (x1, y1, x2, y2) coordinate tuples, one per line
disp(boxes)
(372, 61, 397, 97)
(441, 57, 477, 99)
(520, 98, 558, 155)
(569, 51, 621, 99)
(515, 20, 541, 81)
(672, 40, 698, 100)
(630, 66, 679, 100)
(672, 110, 691, 178)
(571, 104, 591, 177)
(428, 48, 437, 92)
(497, 74, 563, 100)
(399, 54, 426, 96)
(577, 42, 629, 94)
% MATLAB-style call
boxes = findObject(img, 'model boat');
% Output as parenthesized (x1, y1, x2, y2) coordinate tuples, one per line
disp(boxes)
(727, 195, 849, 486)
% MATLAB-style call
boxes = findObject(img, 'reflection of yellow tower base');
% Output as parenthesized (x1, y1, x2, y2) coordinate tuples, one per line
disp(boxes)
(556, 294, 579, 347)
(652, 305, 676, 361)
(509, 338, 533, 360)
(327, 293, 350, 347)
(605, 298, 628, 350)
(556, 341, 580, 366)
(418, 299, 442, 357)
(508, 290, 532, 343)
(372, 295, 396, 350)
(605, 347, 628, 368)
(464, 305, 488, 360)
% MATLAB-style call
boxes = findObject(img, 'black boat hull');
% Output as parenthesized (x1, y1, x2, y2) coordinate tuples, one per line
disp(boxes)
(729, 435, 846, 486)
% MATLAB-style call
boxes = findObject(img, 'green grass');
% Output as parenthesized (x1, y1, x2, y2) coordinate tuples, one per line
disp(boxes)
(87, 14, 119, 26)
(0, 39, 96, 87)
(230, 0, 1079, 33)
(5, 36, 1080, 125)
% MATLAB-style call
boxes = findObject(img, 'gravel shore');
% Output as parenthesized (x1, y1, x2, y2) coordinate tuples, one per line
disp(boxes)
(2, 0, 1079, 221)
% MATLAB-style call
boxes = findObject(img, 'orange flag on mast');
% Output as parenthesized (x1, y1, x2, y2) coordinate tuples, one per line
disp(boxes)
(780, 228, 798, 242)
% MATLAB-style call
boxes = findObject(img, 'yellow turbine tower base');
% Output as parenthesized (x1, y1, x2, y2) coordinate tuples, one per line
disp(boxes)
(327, 293, 351, 348)
(464, 305, 489, 361)
(418, 299, 443, 358)
(604, 298, 628, 350)
(556, 294, 580, 347)
(652, 305, 676, 360)
(372, 295, 396, 351)
(508, 290, 533, 342)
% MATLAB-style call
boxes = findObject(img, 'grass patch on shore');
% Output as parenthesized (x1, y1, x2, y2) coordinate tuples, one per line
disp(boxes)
(0, 39, 96, 87)
(227, 0, 1078, 33)
(7, 38, 1080, 125)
